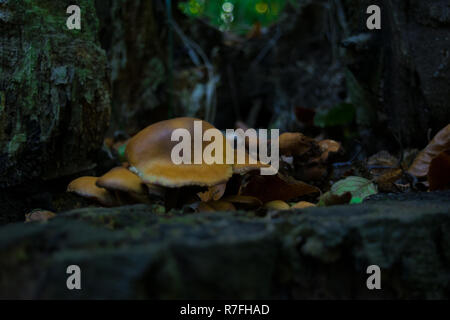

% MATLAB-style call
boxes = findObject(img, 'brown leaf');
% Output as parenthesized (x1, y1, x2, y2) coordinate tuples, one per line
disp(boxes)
(368, 150, 398, 167)
(428, 151, 450, 191)
(409, 125, 450, 177)
(374, 168, 403, 193)
(318, 191, 352, 206)
(25, 210, 56, 223)
(239, 173, 320, 203)
(197, 183, 227, 202)
(222, 195, 263, 210)
(208, 200, 236, 211)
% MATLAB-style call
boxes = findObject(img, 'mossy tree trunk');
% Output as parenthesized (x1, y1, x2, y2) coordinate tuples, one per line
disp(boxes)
(0, 0, 111, 222)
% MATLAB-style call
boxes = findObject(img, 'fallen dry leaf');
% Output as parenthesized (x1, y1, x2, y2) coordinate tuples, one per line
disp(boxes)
(374, 168, 403, 193)
(197, 183, 227, 202)
(409, 124, 450, 177)
(222, 195, 262, 210)
(428, 151, 450, 191)
(239, 173, 320, 203)
(208, 200, 237, 211)
(318, 191, 352, 207)
(25, 210, 56, 223)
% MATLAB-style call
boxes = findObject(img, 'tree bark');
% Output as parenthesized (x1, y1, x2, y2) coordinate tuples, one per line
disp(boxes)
(0, 0, 111, 188)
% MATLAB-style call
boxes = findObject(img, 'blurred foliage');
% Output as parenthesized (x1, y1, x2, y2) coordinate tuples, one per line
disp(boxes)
(314, 103, 356, 128)
(179, 0, 296, 34)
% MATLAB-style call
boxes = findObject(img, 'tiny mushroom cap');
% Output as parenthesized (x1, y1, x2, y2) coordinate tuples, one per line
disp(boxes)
(319, 139, 342, 162)
(291, 201, 316, 209)
(96, 167, 146, 195)
(67, 176, 117, 207)
(126, 118, 233, 188)
(264, 200, 290, 210)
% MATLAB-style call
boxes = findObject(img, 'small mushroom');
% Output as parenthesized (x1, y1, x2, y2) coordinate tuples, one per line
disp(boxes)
(279, 132, 316, 157)
(264, 200, 290, 210)
(96, 167, 152, 204)
(291, 201, 316, 209)
(67, 176, 117, 207)
(319, 139, 342, 162)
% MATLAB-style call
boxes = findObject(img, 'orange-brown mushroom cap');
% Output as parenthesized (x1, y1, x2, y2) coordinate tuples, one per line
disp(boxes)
(67, 176, 117, 207)
(279, 132, 315, 156)
(125, 118, 233, 188)
(96, 167, 146, 195)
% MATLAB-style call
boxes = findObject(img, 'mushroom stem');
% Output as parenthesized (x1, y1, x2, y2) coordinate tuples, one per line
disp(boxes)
(165, 188, 181, 210)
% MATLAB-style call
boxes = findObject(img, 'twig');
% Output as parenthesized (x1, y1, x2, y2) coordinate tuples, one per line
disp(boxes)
(251, 26, 282, 67)
(171, 20, 218, 123)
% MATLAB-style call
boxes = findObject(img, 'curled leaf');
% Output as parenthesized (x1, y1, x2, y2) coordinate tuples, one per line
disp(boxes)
(409, 124, 450, 177)
(197, 183, 227, 202)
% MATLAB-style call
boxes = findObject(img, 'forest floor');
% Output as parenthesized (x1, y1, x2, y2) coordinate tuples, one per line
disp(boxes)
(1, 190, 449, 299)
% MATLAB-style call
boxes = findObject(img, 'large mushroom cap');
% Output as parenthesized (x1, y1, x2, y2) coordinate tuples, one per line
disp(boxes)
(67, 176, 117, 207)
(125, 117, 233, 188)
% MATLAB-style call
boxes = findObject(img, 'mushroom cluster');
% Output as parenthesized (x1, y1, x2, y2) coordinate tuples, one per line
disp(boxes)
(67, 118, 268, 211)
